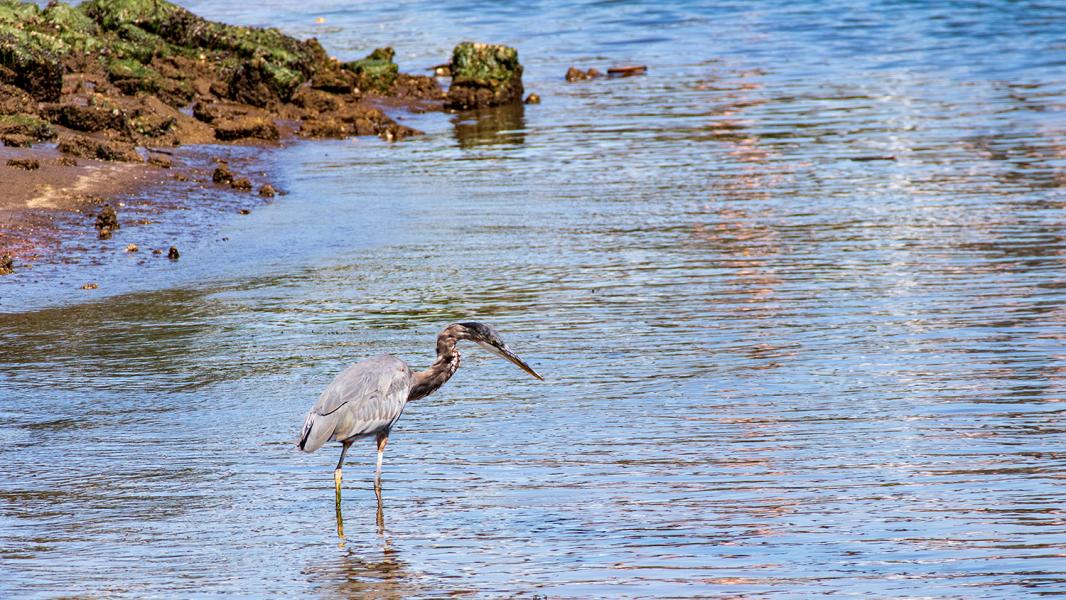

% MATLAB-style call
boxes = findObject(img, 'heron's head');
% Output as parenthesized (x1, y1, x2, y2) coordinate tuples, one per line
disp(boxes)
(453, 321, 544, 381)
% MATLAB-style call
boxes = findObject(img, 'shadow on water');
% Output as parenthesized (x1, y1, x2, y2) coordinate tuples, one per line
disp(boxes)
(452, 104, 526, 148)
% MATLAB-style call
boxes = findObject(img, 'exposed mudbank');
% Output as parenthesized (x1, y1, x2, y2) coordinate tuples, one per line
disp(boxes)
(0, 0, 526, 272)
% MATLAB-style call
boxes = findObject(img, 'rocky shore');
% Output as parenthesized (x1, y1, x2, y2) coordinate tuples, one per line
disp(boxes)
(0, 0, 525, 275)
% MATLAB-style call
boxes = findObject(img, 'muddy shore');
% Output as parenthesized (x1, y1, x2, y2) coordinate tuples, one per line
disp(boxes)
(0, 0, 524, 276)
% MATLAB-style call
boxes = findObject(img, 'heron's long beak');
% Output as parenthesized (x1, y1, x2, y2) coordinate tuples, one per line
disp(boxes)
(501, 347, 544, 381)
(480, 341, 543, 380)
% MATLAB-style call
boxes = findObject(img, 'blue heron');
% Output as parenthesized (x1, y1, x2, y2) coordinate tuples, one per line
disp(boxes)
(297, 322, 543, 503)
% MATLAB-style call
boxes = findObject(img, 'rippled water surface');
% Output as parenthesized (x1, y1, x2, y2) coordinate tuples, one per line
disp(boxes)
(2, 1, 1065, 597)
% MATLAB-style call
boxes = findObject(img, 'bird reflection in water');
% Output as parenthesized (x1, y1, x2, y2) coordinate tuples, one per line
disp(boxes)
(312, 506, 410, 598)
(335, 486, 386, 541)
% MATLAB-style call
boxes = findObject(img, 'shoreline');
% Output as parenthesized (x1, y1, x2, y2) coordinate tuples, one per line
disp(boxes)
(0, 0, 526, 278)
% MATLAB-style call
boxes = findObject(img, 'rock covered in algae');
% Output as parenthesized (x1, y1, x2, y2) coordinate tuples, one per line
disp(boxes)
(341, 47, 398, 93)
(81, 0, 329, 105)
(0, 0, 326, 107)
(444, 42, 523, 110)
(0, 2, 65, 102)
(0, 114, 55, 141)
(0, 0, 427, 157)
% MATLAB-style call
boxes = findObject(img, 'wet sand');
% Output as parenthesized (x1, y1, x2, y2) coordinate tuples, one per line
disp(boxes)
(0, 144, 174, 260)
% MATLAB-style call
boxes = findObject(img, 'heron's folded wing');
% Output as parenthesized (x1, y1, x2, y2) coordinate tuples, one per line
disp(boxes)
(298, 355, 413, 451)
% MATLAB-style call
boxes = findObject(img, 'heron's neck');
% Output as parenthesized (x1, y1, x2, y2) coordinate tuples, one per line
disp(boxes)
(408, 334, 461, 401)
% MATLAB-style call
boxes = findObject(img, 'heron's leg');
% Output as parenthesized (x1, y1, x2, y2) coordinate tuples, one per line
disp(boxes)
(375, 483, 385, 535)
(374, 432, 389, 490)
(335, 440, 352, 505)
(335, 497, 345, 541)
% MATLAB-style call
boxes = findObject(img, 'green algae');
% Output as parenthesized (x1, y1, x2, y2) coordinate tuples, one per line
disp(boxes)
(0, 0, 329, 106)
(450, 42, 521, 84)
(81, 0, 326, 103)
(0, 31, 63, 102)
(341, 47, 398, 92)
(41, 2, 99, 38)
(0, 113, 55, 140)
(445, 42, 524, 110)
(0, 0, 37, 24)
(108, 56, 157, 80)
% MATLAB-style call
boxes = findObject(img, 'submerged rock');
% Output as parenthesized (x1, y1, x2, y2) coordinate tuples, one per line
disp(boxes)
(212, 161, 233, 184)
(445, 42, 523, 110)
(147, 153, 171, 168)
(0, 254, 13, 275)
(258, 184, 276, 198)
(379, 122, 418, 142)
(95, 203, 119, 234)
(524, 93, 540, 104)
(565, 66, 602, 82)
(230, 177, 251, 191)
(167, 245, 179, 260)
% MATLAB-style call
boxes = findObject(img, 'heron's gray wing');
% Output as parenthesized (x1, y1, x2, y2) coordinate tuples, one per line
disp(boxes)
(297, 354, 413, 453)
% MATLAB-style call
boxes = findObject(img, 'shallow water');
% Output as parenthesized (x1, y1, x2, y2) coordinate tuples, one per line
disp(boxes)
(2, 0, 1065, 597)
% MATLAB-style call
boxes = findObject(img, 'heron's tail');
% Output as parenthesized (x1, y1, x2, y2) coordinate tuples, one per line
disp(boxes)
(296, 412, 314, 451)
(296, 411, 331, 452)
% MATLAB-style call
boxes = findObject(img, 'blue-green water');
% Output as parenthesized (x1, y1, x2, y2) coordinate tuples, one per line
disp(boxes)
(2, 1, 1065, 597)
